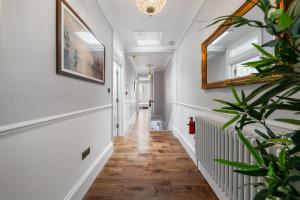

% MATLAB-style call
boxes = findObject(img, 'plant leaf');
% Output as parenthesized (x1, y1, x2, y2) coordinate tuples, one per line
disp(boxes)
(254, 189, 269, 200)
(255, 129, 270, 140)
(275, 118, 300, 125)
(278, 148, 286, 171)
(234, 168, 268, 176)
(252, 43, 277, 59)
(223, 114, 240, 129)
(230, 85, 241, 104)
(289, 145, 300, 155)
(237, 129, 264, 166)
(215, 159, 260, 170)
(213, 109, 239, 115)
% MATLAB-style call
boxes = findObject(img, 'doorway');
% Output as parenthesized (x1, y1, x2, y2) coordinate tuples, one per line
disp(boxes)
(113, 61, 121, 137)
(139, 81, 151, 109)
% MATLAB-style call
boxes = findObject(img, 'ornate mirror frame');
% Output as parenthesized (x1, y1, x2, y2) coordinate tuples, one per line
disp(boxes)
(201, 0, 290, 89)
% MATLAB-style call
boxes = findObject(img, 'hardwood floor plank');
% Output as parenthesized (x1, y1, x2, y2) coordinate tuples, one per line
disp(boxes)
(83, 110, 217, 200)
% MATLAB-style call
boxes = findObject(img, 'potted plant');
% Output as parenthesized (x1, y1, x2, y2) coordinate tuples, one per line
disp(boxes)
(209, 0, 300, 199)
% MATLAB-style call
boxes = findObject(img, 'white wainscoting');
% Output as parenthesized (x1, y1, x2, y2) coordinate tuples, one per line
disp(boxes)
(0, 105, 113, 139)
(0, 105, 113, 200)
(64, 142, 113, 200)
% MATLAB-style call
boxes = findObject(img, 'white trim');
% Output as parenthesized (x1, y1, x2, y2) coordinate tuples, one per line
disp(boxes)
(197, 161, 229, 200)
(172, 127, 196, 164)
(64, 142, 114, 200)
(173, 102, 211, 112)
(0, 104, 113, 139)
(173, 102, 299, 131)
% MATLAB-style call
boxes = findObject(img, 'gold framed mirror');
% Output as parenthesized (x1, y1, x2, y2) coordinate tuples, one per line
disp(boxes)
(201, 0, 289, 89)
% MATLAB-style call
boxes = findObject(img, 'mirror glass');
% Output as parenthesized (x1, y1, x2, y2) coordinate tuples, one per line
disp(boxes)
(207, 6, 273, 84)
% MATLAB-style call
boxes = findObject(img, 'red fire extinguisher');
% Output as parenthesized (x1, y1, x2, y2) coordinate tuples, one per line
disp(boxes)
(187, 117, 195, 134)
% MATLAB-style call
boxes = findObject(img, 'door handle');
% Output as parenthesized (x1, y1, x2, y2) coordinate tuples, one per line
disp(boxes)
(149, 100, 155, 107)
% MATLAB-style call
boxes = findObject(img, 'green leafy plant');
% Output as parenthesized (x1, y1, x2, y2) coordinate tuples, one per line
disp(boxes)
(209, 0, 300, 199)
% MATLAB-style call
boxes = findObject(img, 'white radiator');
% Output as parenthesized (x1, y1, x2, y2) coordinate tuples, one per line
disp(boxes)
(195, 116, 259, 200)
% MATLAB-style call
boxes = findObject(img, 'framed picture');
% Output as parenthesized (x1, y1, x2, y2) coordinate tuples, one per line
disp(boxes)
(56, 0, 105, 84)
(0, 0, 3, 45)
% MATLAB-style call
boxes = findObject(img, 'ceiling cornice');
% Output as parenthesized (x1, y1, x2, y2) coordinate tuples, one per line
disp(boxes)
(175, 0, 206, 49)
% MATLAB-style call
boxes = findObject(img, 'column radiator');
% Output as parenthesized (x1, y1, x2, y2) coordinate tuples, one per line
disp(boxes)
(195, 116, 260, 200)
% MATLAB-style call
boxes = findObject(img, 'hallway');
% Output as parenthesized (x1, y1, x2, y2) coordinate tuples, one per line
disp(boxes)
(83, 110, 217, 200)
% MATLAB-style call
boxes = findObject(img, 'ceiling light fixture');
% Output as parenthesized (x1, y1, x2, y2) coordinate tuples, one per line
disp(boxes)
(136, 0, 167, 16)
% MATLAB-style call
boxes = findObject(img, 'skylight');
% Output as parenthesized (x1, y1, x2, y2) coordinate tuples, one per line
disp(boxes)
(134, 32, 163, 46)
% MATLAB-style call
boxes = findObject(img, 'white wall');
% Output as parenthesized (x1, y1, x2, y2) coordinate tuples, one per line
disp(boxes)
(122, 57, 137, 135)
(167, 0, 260, 158)
(0, 0, 113, 199)
(163, 55, 176, 127)
(113, 33, 137, 136)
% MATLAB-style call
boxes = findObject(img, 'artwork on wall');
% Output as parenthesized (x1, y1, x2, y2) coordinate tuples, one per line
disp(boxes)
(56, 0, 105, 84)
(0, 0, 3, 45)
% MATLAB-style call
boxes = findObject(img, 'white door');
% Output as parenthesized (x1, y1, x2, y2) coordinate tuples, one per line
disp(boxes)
(113, 61, 121, 137)
(139, 82, 150, 108)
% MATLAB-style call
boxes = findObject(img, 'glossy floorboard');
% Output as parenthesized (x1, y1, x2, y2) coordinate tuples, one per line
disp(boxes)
(83, 110, 217, 200)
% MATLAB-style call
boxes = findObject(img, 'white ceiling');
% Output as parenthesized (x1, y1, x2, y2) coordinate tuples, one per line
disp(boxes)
(129, 54, 172, 75)
(97, 0, 205, 75)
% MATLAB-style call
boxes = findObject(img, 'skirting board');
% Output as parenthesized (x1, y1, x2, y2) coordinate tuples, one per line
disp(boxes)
(197, 161, 228, 200)
(172, 128, 226, 200)
(64, 142, 113, 200)
(172, 127, 196, 164)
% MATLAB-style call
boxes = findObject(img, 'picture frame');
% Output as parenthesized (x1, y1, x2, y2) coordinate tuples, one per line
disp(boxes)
(0, 0, 3, 45)
(201, 0, 289, 89)
(56, 0, 105, 84)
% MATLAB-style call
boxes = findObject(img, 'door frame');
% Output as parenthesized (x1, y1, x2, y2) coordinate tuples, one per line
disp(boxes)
(113, 61, 122, 137)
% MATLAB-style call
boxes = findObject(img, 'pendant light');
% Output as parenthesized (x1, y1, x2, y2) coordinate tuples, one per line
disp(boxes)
(136, 0, 167, 16)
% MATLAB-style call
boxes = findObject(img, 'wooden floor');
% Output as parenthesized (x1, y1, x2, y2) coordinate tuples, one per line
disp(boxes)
(83, 110, 217, 200)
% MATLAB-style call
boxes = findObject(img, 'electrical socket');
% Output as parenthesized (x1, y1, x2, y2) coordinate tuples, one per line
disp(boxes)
(82, 147, 90, 160)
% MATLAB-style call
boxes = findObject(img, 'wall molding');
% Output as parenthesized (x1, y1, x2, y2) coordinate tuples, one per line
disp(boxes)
(172, 127, 196, 164)
(173, 102, 298, 132)
(173, 102, 211, 112)
(0, 104, 113, 139)
(64, 142, 114, 200)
